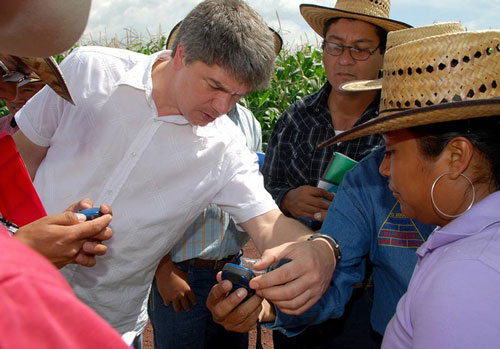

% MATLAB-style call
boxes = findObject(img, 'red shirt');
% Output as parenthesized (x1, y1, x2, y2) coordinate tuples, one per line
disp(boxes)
(0, 227, 129, 348)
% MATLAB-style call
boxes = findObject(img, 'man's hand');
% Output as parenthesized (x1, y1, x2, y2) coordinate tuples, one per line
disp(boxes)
(155, 255, 196, 312)
(281, 185, 334, 221)
(65, 199, 113, 267)
(249, 239, 335, 315)
(15, 199, 113, 269)
(206, 277, 264, 333)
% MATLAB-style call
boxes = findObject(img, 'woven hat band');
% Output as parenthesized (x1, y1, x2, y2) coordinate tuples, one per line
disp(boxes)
(380, 31, 500, 114)
(334, 0, 391, 19)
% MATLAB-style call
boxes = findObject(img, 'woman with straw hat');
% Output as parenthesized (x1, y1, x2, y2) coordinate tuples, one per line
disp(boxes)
(320, 30, 500, 347)
(264, 0, 409, 347)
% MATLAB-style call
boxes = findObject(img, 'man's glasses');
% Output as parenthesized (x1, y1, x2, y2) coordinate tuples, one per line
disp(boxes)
(323, 41, 380, 61)
(0, 59, 40, 87)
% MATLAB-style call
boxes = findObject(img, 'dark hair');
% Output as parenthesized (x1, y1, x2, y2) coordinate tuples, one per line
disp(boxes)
(409, 115, 500, 191)
(322, 18, 387, 54)
(171, 0, 276, 91)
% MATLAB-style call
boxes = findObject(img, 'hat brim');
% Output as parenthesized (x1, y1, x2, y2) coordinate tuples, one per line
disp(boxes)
(340, 78, 382, 92)
(18, 56, 74, 104)
(300, 4, 411, 38)
(318, 99, 500, 148)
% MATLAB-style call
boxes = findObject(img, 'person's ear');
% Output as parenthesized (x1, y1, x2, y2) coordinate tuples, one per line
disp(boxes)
(172, 43, 186, 70)
(446, 137, 474, 179)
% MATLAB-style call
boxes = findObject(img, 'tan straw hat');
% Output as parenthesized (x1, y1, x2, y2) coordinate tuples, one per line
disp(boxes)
(166, 20, 284, 56)
(300, 0, 410, 38)
(319, 30, 500, 147)
(340, 22, 466, 92)
(17, 56, 74, 104)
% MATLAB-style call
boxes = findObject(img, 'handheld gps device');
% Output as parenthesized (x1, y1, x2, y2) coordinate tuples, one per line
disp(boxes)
(77, 207, 103, 220)
(221, 263, 256, 299)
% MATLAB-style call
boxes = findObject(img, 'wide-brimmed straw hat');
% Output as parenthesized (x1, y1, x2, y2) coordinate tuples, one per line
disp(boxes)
(17, 56, 74, 104)
(166, 20, 284, 56)
(319, 30, 500, 147)
(340, 22, 466, 92)
(300, 0, 410, 38)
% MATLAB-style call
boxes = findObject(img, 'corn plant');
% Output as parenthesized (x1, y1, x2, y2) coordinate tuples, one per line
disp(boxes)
(241, 45, 326, 149)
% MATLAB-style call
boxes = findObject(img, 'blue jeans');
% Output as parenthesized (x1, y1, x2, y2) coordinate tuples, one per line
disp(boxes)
(148, 260, 248, 349)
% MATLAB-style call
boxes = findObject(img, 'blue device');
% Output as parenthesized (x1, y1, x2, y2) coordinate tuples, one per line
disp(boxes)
(221, 263, 256, 299)
(77, 207, 103, 220)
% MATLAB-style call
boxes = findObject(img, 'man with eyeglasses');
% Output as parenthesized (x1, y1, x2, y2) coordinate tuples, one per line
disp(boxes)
(260, 0, 409, 347)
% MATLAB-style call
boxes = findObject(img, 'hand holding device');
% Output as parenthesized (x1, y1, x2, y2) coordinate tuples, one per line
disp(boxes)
(221, 263, 256, 299)
(77, 207, 103, 220)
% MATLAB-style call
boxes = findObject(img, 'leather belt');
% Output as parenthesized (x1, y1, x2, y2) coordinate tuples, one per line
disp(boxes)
(177, 254, 237, 270)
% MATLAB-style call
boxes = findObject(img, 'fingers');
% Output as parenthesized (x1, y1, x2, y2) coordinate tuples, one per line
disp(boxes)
(187, 291, 197, 306)
(251, 252, 275, 272)
(221, 297, 262, 332)
(65, 198, 93, 212)
(208, 281, 247, 322)
(72, 214, 113, 240)
(81, 240, 107, 255)
(99, 203, 113, 215)
(277, 295, 320, 315)
(89, 226, 113, 242)
(256, 278, 309, 314)
(44, 211, 86, 226)
(208, 282, 263, 333)
(313, 209, 330, 222)
(172, 299, 181, 313)
(207, 280, 233, 311)
(180, 295, 191, 312)
(250, 262, 298, 291)
(74, 250, 97, 268)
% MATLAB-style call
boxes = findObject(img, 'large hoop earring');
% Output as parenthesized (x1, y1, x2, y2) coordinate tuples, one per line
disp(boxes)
(431, 172, 476, 219)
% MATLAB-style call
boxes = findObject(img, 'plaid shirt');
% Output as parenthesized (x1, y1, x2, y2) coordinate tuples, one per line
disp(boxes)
(262, 82, 383, 209)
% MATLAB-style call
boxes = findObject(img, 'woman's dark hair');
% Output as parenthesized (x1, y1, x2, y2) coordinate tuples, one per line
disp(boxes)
(322, 18, 387, 54)
(409, 115, 500, 191)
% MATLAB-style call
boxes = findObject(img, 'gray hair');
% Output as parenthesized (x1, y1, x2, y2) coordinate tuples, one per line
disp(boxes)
(171, 0, 276, 91)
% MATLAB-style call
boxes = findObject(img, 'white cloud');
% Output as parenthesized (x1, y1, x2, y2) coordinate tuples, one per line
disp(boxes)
(82, 0, 499, 49)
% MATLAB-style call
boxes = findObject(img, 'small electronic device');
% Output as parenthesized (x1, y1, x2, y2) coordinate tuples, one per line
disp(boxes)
(77, 207, 103, 220)
(221, 263, 256, 299)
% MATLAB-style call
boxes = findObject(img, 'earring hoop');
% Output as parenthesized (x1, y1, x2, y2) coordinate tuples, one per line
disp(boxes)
(431, 171, 475, 219)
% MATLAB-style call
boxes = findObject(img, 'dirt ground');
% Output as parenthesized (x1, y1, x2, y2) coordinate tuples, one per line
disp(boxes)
(142, 239, 274, 349)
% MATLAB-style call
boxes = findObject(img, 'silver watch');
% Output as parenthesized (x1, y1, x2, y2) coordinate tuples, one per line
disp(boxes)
(307, 233, 342, 263)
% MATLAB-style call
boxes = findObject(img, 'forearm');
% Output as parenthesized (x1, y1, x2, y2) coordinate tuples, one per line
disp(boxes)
(155, 254, 174, 277)
(13, 130, 48, 180)
(240, 209, 311, 253)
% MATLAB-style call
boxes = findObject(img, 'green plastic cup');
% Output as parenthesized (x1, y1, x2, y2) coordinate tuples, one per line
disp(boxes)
(323, 152, 358, 186)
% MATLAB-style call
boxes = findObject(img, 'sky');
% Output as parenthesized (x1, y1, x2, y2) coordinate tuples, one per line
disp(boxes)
(83, 0, 500, 49)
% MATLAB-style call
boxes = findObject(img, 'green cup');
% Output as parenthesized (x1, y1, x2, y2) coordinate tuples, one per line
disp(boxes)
(322, 152, 358, 188)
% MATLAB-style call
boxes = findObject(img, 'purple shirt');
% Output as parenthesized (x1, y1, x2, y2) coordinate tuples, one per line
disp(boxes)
(383, 191, 500, 348)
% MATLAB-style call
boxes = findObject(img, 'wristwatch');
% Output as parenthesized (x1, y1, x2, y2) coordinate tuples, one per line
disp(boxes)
(307, 233, 342, 264)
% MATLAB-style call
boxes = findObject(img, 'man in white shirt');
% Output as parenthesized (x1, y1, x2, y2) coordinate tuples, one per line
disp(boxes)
(13, 0, 337, 338)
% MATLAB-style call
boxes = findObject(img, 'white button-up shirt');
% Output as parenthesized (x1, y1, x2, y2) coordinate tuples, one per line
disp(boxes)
(16, 46, 277, 334)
